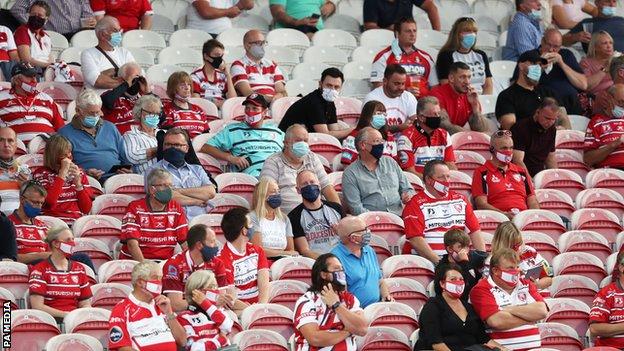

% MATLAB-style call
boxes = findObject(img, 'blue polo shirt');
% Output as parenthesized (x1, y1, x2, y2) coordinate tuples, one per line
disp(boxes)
(331, 242, 382, 308)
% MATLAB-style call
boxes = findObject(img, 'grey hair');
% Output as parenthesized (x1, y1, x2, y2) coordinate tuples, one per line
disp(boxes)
(416, 96, 439, 115)
(119, 62, 141, 80)
(146, 168, 172, 188)
(354, 126, 375, 152)
(44, 227, 71, 244)
(284, 124, 307, 142)
(609, 56, 624, 81)
(184, 270, 217, 303)
(131, 260, 160, 286)
(133, 95, 162, 122)
(76, 89, 102, 110)
(95, 16, 118, 34)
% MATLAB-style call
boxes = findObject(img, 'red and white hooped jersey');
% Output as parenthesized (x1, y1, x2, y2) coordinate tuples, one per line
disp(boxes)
(218, 241, 269, 304)
(397, 125, 455, 173)
(162, 249, 227, 295)
(0, 89, 64, 143)
(108, 293, 177, 351)
(8, 213, 48, 254)
(161, 100, 209, 138)
(191, 67, 229, 102)
(102, 94, 140, 135)
(230, 55, 285, 97)
(29, 258, 92, 312)
(584, 113, 624, 168)
(371, 46, 438, 97)
(590, 282, 624, 349)
(177, 301, 233, 351)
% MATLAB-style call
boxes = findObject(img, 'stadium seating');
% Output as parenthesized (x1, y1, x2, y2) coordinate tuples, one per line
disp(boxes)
(73, 238, 113, 271)
(550, 275, 599, 307)
(570, 208, 623, 244)
(364, 302, 419, 338)
(384, 277, 429, 314)
(103, 174, 146, 199)
(189, 213, 225, 243)
(474, 210, 509, 232)
(268, 279, 309, 311)
(90, 283, 132, 311)
(535, 189, 576, 220)
(90, 194, 134, 220)
(454, 150, 486, 177)
(585, 168, 624, 193)
(214, 172, 259, 205)
(63, 307, 111, 347)
(450, 131, 491, 160)
(522, 231, 560, 263)
(381, 255, 435, 288)
(370, 233, 393, 265)
(11, 309, 61, 351)
(270, 256, 315, 285)
(534, 169, 586, 200)
(538, 322, 584, 351)
(552, 252, 607, 283)
(559, 230, 612, 262)
(356, 326, 412, 351)
(45, 333, 104, 351)
(512, 209, 567, 240)
(575, 188, 624, 219)
(545, 297, 591, 338)
(240, 303, 294, 341)
(359, 211, 405, 255)
(207, 193, 250, 214)
(97, 260, 139, 286)
(231, 330, 289, 351)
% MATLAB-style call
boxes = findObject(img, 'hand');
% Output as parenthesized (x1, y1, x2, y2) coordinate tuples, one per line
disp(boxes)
(467, 85, 479, 105)
(228, 155, 249, 170)
(216, 292, 234, 308)
(227, 6, 241, 18)
(576, 31, 592, 43)
(191, 289, 207, 306)
(154, 295, 173, 315)
(69, 165, 82, 186)
(285, 250, 300, 256)
(85, 17, 97, 28)
(504, 211, 515, 220)
(86, 168, 105, 179)
(457, 248, 469, 262)
(116, 167, 132, 174)
(296, 17, 318, 27)
(407, 85, 420, 98)
(401, 191, 413, 204)
(383, 294, 395, 302)
(320, 284, 340, 307)
(543, 52, 562, 65)
(58, 158, 72, 178)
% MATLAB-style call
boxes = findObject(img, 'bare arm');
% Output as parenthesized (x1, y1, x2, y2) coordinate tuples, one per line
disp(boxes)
(527, 194, 540, 209)
(432, 344, 453, 351)
(505, 301, 548, 322)
(512, 149, 528, 172)
(234, 81, 254, 97)
(482, 77, 494, 95)
(558, 58, 588, 91)
(127, 239, 145, 262)
(237, 0, 254, 10)
(17, 45, 50, 68)
(440, 111, 465, 135)
(552, 5, 579, 29)
(270, 4, 306, 27)
(486, 310, 534, 330)
(201, 144, 234, 162)
(585, 68, 609, 90)
(272, 81, 287, 100)
(498, 113, 516, 131)
(140, 14, 152, 29)
(420, 0, 441, 31)
(224, 68, 237, 99)
(544, 152, 557, 170)
(408, 237, 440, 264)
(30, 294, 68, 318)
(94, 68, 125, 89)
(17, 252, 51, 264)
(364, 22, 381, 30)
(166, 292, 188, 312)
(171, 191, 205, 206)
(469, 230, 485, 251)
(294, 237, 320, 259)
(321, 185, 341, 204)
(335, 307, 368, 336)
(379, 279, 391, 301)
(298, 323, 351, 347)
(468, 111, 488, 132)
(314, 124, 354, 140)
(584, 139, 622, 166)
(166, 315, 187, 347)
(590, 321, 624, 338)
(194, 1, 238, 19)
(474, 195, 506, 212)
(257, 269, 270, 303)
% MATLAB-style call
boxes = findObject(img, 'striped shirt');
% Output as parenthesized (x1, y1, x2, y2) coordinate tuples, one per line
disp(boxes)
(29, 258, 92, 312)
(32, 167, 93, 225)
(122, 125, 158, 174)
(503, 12, 543, 61)
(10, 0, 94, 35)
(590, 282, 624, 349)
(470, 277, 543, 351)
(584, 113, 624, 168)
(218, 241, 269, 304)
(230, 55, 285, 97)
(191, 67, 230, 102)
(161, 100, 209, 138)
(8, 213, 48, 255)
(0, 89, 64, 144)
(0, 26, 17, 62)
(207, 121, 284, 176)
(371, 45, 438, 97)
(397, 125, 455, 173)
(120, 198, 188, 260)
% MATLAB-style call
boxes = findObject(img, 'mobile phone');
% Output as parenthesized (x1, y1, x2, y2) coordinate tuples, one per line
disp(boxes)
(310, 13, 320, 19)
(109, 164, 132, 173)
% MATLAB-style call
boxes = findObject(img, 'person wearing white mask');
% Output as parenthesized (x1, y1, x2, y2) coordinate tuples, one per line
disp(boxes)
(202, 93, 284, 177)
(261, 124, 339, 213)
(584, 83, 624, 170)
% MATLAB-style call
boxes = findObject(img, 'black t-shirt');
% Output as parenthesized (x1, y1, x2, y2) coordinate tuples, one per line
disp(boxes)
(363, 0, 426, 28)
(495, 83, 558, 122)
(511, 116, 556, 177)
(0, 213, 17, 261)
(415, 296, 490, 351)
(278, 89, 337, 132)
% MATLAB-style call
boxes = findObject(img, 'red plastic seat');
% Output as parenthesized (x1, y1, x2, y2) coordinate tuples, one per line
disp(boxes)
(90, 194, 134, 221)
(63, 307, 111, 347)
(538, 322, 583, 351)
(359, 211, 405, 255)
(364, 302, 419, 338)
(356, 326, 412, 351)
(72, 215, 122, 252)
(513, 209, 567, 241)
(381, 255, 435, 288)
(231, 330, 289, 351)
(207, 193, 250, 214)
(550, 275, 599, 307)
(103, 174, 145, 199)
(559, 230, 612, 262)
(270, 256, 315, 286)
(90, 283, 132, 311)
(189, 214, 225, 244)
(268, 280, 309, 311)
(555, 148, 590, 180)
(240, 303, 294, 342)
(450, 131, 491, 160)
(521, 231, 560, 263)
(576, 188, 624, 220)
(454, 150, 486, 177)
(370, 234, 393, 265)
(534, 169, 586, 200)
(571, 208, 623, 245)
(535, 189, 576, 219)
(309, 132, 343, 162)
(384, 278, 428, 314)
(545, 298, 590, 338)
(11, 309, 61, 351)
(214, 172, 259, 205)
(335, 97, 363, 127)
(97, 260, 139, 287)
(474, 210, 509, 232)
(553, 252, 606, 284)
(586, 168, 624, 194)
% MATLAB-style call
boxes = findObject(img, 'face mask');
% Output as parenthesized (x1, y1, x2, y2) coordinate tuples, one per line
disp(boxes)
(460, 33, 477, 49)
(143, 114, 160, 129)
(433, 180, 450, 196)
(154, 187, 173, 204)
(300, 184, 320, 202)
(602, 6, 616, 16)
(175, 93, 189, 102)
(209, 56, 223, 69)
(321, 88, 339, 102)
(27, 16, 45, 30)
(527, 64, 542, 82)
(126, 82, 140, 96)
(613, 106, 624, 118)
(109, 31, 122, 47)
(444, 280, 465, 298)
(370, 143, 385, 160)
(352, 230, 371, 247)
(250, 44, 265, 59)
(23, 201, 41, 218)
(21, 81, 37, 94)
(200, 245, 219, 262)
(144, 280, 162, 298)
(267, 194, 282, 209)
(58, 241, 74, 258)
(82, 115, 100, 128)
(291, 141, 310, 158)
(390, 38, 402, 59)
(529, 8, 542, 20)
(330, 270, 347, 286)
(163, 147, 186, 168)
(424, 116, 441, 129)
(245, 112, 263, 126)
(499, 268, 520, 287)
(495, 149, 513, 164)
(371, 114, 386, 129)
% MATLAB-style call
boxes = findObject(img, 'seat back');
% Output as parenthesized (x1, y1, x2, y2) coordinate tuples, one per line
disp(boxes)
(11, 309, 61, 351)
(90, 283, 132, 311)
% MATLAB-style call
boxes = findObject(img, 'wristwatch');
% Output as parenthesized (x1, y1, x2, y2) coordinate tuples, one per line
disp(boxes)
(331, 301, 341, 311)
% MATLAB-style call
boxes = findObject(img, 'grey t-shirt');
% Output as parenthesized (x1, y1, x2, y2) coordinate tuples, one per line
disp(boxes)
(288, 201, 344, 254)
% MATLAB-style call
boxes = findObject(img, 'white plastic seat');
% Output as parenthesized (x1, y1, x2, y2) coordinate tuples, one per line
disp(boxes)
(169, 29, 212, 50)
(312, 29, 358, 56)
(240, 303, 294, 341)
(360, 29, 394, 47)
(97, 260, 139, 286)
(189, 97, 219, 121)
(189, 213, 225, 243)
(285, 79, 317, 96)
(47, 30, 69, 58)
(384, 277, 428, 314)
(292, 62, 331, 80)
(231, 12, 270, 32)
(157, 47, 203, 72)
(381, 255, 435, 288)
(544, 297, 591, 338)
(472, 0, 514, 25)
(207, 193, 250, 214)
(303, 45, 349, 68)
(0, 261, 30, 306)
(415, 29, 447, 49)
(11, 309, 61, 351)
(454, 150, 486, 177)
(74, 238, 113, 271)
(231, 330, 289, 351)
(343, 61, 372, 80)
(151, 14, 175, 40)
(264, 45, 299, 77)
(550, 274, 599, 307)
(476, 31, 498, 58)
(58, 47, 86, 63)
(558, 230, 611, 262)
(150, 0, 189, 25)
(437, 0, 471, 23)
(568, 114, 590, 131)
(575, 188, 624, 219)
(359, 211, 405, 254)
(341, 79, 371, 99)
(470, 14, 500, 36)
(126, 47, 155, 71)
(38, 215, 70, 230)
(450, 131, 491, 160)
(474, 210, 509, 232)
(267, 28, 311, 57)
(351, 45, 385, 64)
(268, 279, 309, 311)
(335, 97, 363, 126)
(90, 194, 134, 220)
(63, 307, 111, 347)
(70, 30, 97, 48)
(534, 188, 576, 219)
(586, 168, 624, 193)
(216, 28, 249, 47)
(570, 208, 623, 244)
(103, 174, 145, 199)
(364, 302, 419, 338)
(121, 30, 166, 57)
(538, 322, 584, 351)
(489, 60, 517, 79)
(309, 132, 342, 162)
(533, 169, 586, 200)
(45, 334, 103, 351)
(336, 0, 364, 24)
(270, 256, 315, 284)
(324, 14, 361, 37)
(146, 64, 183, 83)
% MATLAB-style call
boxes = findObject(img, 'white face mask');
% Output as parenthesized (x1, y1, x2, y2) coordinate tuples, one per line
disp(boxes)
(59, 242, 74, 255)
(244, 112, 263, 126)
(321, 88, 339, 102)
(145, 281, 162, 295)
(495, 150, 513, 164)
(544, 63, 553, 75)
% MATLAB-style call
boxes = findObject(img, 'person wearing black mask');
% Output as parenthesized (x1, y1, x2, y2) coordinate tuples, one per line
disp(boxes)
(146, 127, 216, 221)
(14, 1, 53, 71)
(190, 39, 236, 108)
(289, 170, 345, 259)
(342, 127, 414, 216)
(162, 224, 233, 312)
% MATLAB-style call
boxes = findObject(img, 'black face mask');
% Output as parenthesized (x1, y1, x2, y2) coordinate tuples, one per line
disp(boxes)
(424, 116, 441, 129)
(28, 16, 45, 30)
(209, 56, 223, 69)
(126, 77, 142, 96)
(163, 147, 186, 168)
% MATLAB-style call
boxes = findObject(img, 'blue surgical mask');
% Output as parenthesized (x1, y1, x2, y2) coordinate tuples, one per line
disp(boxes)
(109, 31, 122, 47)
(602, 6, 616, 16)
(527, 64, 542, 81)
(530, 9, 542, 20)
(300, 184, 320, 202)
(613, 106, 624, 118)
(144, 114, 160, 129)
(82, 115, 100, 128)
(291, 141, 309, 158)
(460, 33, 477, 49)
(267, 194, 282, 209)
(200, 245, 219, 262)
(371, 114, 386, 129)
(23, 201, 41, 218)
(390, 38, 402, 59)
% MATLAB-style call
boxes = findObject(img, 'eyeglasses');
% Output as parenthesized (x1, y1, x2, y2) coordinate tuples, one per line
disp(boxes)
(142, 109, 161, 115)
(20, 180, 43, 197)
(348, 227, 371, 236)
(492, 130, 512, 138)
(249, 40, 267, 46)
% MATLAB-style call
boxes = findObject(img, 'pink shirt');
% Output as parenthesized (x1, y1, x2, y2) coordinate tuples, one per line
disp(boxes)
(580, 56, 613, 95)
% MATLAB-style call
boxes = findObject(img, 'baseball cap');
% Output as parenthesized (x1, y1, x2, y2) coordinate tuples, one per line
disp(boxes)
(517, 51, 548, 65)
(11, 62, 38, 78)
(242, 93, 269, 108)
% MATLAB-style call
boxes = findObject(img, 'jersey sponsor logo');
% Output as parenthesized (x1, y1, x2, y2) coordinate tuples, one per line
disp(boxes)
(110, 326, 124, 343)
(513, 174, 522, 182)
(615, 296, 624, 308)
(167, 264, 178, 278)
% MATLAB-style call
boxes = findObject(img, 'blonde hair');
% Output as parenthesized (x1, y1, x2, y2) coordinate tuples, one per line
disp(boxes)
(440, 17, 479, 53)
(587, 31, 614, 59)
(184, 270, 217, 303)
(44, 134, 72, 171)
(166, 71, 194, 99)
(252, 177, 284, 220)
(491, 221, 523, 253)
(131, 260, 160, 286)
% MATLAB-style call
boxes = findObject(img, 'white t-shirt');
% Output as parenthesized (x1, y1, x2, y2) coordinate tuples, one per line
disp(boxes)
(364, 87, 418, 126)
(551, 0, 587, 24)
(186, 0, 237, 35)
(249, 211, 293, 251)
(80, 46, 136, 88)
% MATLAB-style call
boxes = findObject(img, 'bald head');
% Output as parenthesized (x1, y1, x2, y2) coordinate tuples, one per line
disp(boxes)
(95, 16, 119, 34)
(336, 217, 367, 240)
(541, 28, 562, 54)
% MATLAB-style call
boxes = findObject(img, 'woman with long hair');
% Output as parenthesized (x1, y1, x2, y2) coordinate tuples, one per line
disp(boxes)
(581, 31, 619, 96)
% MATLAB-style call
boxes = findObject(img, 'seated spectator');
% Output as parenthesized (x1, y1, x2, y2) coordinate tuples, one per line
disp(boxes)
(0, 25, 18, 80)
(249, 177, 299, 260)
(584, 84, 624, 169)
(438, 229, 487, 301)
(429, 62, 488, 133)
(593, 55, 624, 114)
(0, 63, 64, 144)
(503, 0, 544, 61)
(371, 18, 438, 99)
(120, 168, 188, 261)
(582, 31, 617, 97)
(191, 39, 236, 108)
(11, 0, 96, 40)
(342, 127, 414, 216)
(28, 227, 92, 319)
(100, 62, 150, 134)
(108, 260, 186, 351)
(293, 252, 368, 350)
(81, 16, 135, 89)
(0, 127, 30, 213)
(364, 64, 417, 131)
(186, 0, 253, 37)
(90, 0, 153, 32)
(58, 89, 130, 181)
(416, 263, 507, 351)
(162, 71, 210, 138)
(364, 0, 440, 31)
(511, 98, 559, 177)
(436, 17, 493, 95)
(590, 250, 624, 349)
(13, 1, 53, 72)
(261, 124, 339, 213)
(341, 101, 397, 166)
(32, 134, 92, 225)
(402, 160, 485, 263)
(177, 270, 234, 350)
(289, 170, 344, 259)
(218, 208, 270, 313)
(270, 0, 335, 38)
(163, 224, 229, 312)
(496, 51, 558, 130)
(331, 216, 393, 308)
(278, 67, 353, 139)
(202, 93, 284, 177)
(230, 30, 286, 102)
(552, 0, 598, 29)
(472, 130, 539, 217)
(123, 94, 161, 174)
(563, 0, 624, 53)
(397, 96, 456, 177)
(470, 248, 548, 350)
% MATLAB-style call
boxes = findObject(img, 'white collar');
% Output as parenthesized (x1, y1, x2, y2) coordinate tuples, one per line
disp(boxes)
(226, 241, 246, 256)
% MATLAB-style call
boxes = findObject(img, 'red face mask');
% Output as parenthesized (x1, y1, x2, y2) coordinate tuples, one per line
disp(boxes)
(443, 280, 465, 298)
(499, 268, 520, 287)
(57, 241, 75, 258)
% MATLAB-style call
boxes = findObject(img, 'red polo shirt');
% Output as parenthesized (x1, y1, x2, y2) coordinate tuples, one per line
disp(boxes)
(428, 83, 476, 127)
(471, 160, 535, 213)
